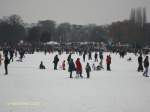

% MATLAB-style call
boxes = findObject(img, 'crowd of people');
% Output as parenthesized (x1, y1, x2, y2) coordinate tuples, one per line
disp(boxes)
(0, 45, 149, 78)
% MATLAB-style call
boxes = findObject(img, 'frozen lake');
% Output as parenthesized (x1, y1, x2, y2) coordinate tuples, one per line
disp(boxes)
(0, 52, 150, 112)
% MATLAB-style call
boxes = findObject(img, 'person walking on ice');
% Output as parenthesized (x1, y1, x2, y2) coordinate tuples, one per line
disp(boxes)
(53, 55, 59, 70)
(4, 54, 10, 75)
(143, 56, 149, 77)
(94, 52, 98, 62)
(138, 54, 143, 72)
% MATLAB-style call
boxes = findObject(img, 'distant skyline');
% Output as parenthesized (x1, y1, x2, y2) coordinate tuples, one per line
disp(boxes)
(0, 0, 150, 25)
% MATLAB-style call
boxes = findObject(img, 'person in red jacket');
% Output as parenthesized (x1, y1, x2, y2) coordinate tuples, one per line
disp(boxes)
(106, 55, 111, 71)
(75, 58, 83, 78)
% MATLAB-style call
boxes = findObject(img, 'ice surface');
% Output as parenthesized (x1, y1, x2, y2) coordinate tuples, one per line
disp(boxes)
(0, 52, 150, 112)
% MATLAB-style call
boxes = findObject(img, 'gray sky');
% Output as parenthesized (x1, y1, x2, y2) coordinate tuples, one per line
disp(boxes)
(0, 0, 150, 25)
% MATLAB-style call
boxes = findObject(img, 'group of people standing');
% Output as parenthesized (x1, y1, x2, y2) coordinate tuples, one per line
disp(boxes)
(52, 50, 149, 79)
(67, 56, 91, 78)
(52, 53, 92, 79)
(0, 47, 149, 78)
(52, 49, 112, 79)
(0, 48, 26, 75)
(138, 54, 149, 77)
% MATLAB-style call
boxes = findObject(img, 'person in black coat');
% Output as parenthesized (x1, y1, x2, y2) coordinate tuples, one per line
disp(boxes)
(83, 52, 86, 62)
(9, 49, 14, 62)
(19, 49, 25, 61)
(68, 58, 76, 78)
(39, 61, 46, 69)
(3, 48, 9, 56)
(53, 55, 59, 70)
(143, 56, 149, 77)
(138, 54, 143, 72)
(67, 53, 71, 64)
(94, 52, 98, 62)
(85, 63, 91, 78)
(88, 51, 92, 60)
(99, 50, 104, 68)
(4, 55, 10, 75)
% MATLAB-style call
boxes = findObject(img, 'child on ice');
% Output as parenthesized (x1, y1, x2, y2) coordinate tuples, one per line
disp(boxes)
(39, 61, 46, 69)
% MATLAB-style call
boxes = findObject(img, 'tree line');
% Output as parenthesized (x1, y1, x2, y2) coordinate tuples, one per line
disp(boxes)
(0, 7, 149, 47)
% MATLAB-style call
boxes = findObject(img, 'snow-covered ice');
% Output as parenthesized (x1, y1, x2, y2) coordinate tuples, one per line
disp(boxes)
(0, 52, 150, 112)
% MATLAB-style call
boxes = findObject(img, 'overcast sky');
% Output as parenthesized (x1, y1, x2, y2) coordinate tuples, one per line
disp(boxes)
(0, 0, 150, 25)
